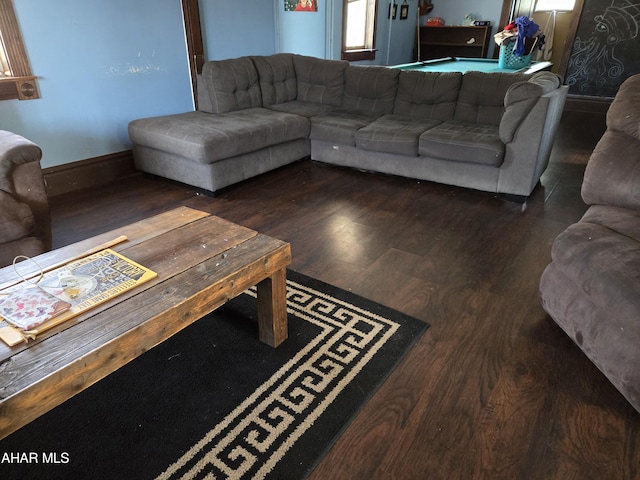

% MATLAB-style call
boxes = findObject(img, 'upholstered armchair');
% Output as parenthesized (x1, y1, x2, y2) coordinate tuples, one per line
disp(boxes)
(0, 130, 51, 268)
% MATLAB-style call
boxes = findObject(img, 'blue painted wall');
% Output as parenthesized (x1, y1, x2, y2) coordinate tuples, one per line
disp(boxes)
(0, 0, 193, 169)
(199, 0, 277, 60)
(277, 0, 430, 66)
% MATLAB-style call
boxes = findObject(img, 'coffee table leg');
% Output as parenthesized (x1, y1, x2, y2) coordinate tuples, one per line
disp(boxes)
(257, 268, 288, 347)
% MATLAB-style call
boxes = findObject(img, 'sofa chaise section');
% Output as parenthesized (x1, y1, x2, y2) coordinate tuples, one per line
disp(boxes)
(129, 56, 312, 193)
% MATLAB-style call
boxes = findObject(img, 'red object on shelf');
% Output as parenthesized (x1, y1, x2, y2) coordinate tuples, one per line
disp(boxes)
(425, 17, 445, 26)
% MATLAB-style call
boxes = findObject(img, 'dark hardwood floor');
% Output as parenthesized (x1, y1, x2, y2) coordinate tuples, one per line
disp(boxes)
(50, 110, 640, 479)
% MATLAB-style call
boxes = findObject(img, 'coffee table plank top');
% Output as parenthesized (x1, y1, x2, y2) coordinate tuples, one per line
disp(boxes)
(0, 210, 259, 360)
(0, 207, 291, 439)
(0, 206, 210, 290)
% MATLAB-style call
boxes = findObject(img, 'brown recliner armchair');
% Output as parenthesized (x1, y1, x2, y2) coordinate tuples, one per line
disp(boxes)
(0, 130, 51, 268)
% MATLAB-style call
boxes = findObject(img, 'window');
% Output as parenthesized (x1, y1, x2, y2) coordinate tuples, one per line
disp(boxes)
(0, 0, 39, 100)
(534, 0, 576, 12)
(342, 0, 378, 61)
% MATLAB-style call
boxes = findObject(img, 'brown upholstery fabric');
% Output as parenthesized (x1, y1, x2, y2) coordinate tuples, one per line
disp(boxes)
(0, 131, 50, 268)
(539, 73, 640, 413)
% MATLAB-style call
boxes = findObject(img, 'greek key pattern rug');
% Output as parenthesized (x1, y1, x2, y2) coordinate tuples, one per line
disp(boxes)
(0, 271, 427, 480)
(159, 279, 402, 479)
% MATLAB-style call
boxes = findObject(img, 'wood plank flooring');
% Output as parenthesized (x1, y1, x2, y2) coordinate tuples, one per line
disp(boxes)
(49, 110, 640, 479)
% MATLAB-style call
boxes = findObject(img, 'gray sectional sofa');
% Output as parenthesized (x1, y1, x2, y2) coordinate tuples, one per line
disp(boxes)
(540, 73, 640, 413)
(128, 53, 568, 200)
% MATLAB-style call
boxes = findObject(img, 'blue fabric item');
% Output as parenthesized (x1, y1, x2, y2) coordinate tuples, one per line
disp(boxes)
(514, 16, 539, 56)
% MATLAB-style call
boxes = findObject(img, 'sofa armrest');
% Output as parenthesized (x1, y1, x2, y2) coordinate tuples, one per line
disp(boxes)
(499, 72, 562, 144)
(582, 130, 640, 210)
(0, 130, 43, 195)
(496, 85, 568, 196)
(0, 131, 51, 265)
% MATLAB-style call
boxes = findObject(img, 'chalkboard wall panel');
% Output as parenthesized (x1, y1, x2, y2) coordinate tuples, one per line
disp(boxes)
(565, 0, 640, 98)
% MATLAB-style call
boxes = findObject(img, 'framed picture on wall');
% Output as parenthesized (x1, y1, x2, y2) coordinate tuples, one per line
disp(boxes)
(400, 3, 409, 19)
(388, 3, 397, 19)
(285, 0, 318, 11)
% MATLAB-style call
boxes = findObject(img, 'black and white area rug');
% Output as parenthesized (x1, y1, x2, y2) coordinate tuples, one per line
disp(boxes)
(0, 270, 428, 480)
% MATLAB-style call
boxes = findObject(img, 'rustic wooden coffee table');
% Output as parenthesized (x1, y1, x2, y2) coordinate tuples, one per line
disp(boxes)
(0, 207, 291, 440)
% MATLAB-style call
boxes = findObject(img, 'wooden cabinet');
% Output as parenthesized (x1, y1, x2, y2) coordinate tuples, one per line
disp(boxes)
(416, 26, 492, 61)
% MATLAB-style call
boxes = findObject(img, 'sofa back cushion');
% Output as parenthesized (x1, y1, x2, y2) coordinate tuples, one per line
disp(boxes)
(293, 55, 348, 106)
(199, 57, 262, 114)
(252, 54, 297, 107)
(342, 65, 400, 115)
(606, 73, 640, 141)
(454, 71, 527, 125)
(582, 74, 640, 210)
(393, 71, 461, 120)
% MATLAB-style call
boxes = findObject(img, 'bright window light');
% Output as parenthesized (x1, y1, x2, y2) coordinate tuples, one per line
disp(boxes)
(534, 0, 576, 12)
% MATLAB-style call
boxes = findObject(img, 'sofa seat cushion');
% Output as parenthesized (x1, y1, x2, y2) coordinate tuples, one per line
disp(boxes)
(129, 109, 310, 164)
(355, 114, 441, 156)
(549, 219, 640, 326)
(418, 121, 504, 166)
(581, 205, 640, 242)
(310, 110, 380, 146)
(267, 100, 335, 118)
(539, 263, 640, 413)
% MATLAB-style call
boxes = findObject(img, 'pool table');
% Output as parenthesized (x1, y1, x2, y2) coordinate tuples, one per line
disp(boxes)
(391, 57, 552, 75)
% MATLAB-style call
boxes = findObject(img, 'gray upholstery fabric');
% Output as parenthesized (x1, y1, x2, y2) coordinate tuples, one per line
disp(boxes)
(129, 109, 310, 164)
(499, 81, 543, 143)
(130, 54, 567, 199)
(293, 55, 347, 106)
(267, 100, 335, 117)
(419, 121, 504, 166)
(341, 65, 399, 115)
(539, 73, 640, 414)
(393, 71, 461, 120)
(200, 57, 262, 114)
(251, 54, 297, 107)
(312, 139, 502, 193)
(526, 71, 562, 94)
(500, 72, 562, 143)
(309, 110, 378, 146)
(133, 139, 309, 193)
(454, 71, 527, 125)
(355, 114, 441, 156)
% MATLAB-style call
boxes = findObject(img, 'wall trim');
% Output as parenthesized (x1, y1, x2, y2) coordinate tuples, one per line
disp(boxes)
(564, 94, 612, 114)
(43, 150, 137, 197)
